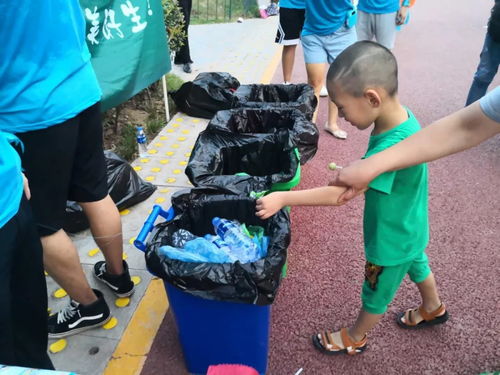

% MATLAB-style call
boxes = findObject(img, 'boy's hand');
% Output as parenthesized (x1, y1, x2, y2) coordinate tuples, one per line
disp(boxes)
(255, 192, 284, 220)
(330, 159, 375, 202)
(396, 6, 409, 25)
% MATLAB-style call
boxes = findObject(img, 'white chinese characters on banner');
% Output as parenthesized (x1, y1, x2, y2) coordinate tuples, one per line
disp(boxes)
(84, 0, 153, 45)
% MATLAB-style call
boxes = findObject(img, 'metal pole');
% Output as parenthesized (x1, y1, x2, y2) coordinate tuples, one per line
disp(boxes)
(161, 75, 170, 122)
(216, 0, 218, 20)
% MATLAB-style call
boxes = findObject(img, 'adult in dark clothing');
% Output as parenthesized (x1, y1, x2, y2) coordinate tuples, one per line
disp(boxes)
(174, 0, 194, 73)
(466, 0, 500, 105)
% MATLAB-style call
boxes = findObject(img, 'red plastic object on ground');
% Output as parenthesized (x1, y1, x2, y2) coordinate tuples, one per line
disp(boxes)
(207, 364, 259, 375)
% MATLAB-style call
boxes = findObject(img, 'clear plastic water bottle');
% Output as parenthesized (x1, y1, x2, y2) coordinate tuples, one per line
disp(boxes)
(204, 234, 237, 262)
(212, 217, 257, 263)
(184, 238, 231, 263)
(136, 126, 148, 157)
(171, 229, 197, 248)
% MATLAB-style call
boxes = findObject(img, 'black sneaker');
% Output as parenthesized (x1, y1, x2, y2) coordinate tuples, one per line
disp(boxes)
(48, 289, 110, 338)
(93, 260, 135, 298)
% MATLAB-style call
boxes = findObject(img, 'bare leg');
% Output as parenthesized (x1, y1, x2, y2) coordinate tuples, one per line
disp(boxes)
(282, 45, 297, 83)
(305, 62, 345, 134)
(80, 195, 124, 276)
(42, 231, 97, 305)
(401, 273, 443, 324)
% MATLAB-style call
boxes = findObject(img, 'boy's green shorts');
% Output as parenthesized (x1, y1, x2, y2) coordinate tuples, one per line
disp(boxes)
(362, 252, 431, 315)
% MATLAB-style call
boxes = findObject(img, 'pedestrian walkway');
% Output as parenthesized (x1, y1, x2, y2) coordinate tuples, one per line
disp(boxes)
(45, 16, 281, 375)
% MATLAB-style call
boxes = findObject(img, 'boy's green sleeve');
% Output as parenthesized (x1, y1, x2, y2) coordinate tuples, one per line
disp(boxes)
(368, 170, 396, 194)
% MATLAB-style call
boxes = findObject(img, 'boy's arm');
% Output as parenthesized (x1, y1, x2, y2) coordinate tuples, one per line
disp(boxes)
(255, 185, 351, 220)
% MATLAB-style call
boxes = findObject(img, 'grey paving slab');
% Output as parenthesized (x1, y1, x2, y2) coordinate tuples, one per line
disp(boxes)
(49, 335, 118, 375)
(170, 17, 280, 84)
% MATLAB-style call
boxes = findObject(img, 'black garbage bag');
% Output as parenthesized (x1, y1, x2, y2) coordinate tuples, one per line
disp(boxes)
(170, 72, 240, 119)
(63, 151, 157, 233)
(206, 108, 319, 164)
(185, 130, 300, 194)
(235, 83, 318, 121)
(145, 187, 290, 305)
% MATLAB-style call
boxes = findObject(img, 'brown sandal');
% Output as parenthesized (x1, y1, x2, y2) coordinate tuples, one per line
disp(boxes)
(397, 302, 449, 329)
(312, 328, 367, 355)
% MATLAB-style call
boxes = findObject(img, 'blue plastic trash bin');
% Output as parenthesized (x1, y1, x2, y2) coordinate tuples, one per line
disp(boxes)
(165, 282, 271, 375)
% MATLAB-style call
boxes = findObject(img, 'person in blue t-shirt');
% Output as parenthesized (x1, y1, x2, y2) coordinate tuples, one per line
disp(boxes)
(0, 0, 134, 338)
(356, 0, 413, 49)
(0, 132, 53, 370)
(275, 0, 305, 84)
(301, 0, 357, 140)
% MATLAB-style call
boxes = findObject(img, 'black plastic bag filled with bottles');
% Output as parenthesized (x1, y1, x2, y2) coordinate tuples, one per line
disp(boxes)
(145, 187, 290, 305)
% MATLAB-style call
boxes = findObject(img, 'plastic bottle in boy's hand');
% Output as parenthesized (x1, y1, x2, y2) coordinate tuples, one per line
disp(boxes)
(212, 217, 257, 263)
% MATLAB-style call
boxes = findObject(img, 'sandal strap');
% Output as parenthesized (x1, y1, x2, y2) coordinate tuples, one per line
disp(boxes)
(319, 331, 342, 352)
(340, 328, 367, 355)
(419, 303, 446, 322)
(404, 308, 419, 326)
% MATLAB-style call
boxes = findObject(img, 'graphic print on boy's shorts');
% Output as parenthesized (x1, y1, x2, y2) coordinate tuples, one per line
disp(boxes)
(365, 262, 384, 290)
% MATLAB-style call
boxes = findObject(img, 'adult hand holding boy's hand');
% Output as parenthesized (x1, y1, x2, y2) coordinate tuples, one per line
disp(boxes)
(256, 192, 284, 220)
(330, 159, 375, 202)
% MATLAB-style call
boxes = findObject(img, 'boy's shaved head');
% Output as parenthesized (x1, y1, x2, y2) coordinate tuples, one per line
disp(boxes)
(327, 41, 398, 97)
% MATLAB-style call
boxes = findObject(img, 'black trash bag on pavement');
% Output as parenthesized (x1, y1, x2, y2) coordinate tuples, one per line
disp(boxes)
(63, 151, 157, 233)
(206, 108, 319, 164)
(170, 72, 240, 119)
(185, 130, 299, 194)
(145, 187, 290, 305)
(235, 83, 318, 121)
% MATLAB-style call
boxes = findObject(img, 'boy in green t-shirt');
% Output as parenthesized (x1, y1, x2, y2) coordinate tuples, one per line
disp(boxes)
(255, 41, 448, 355)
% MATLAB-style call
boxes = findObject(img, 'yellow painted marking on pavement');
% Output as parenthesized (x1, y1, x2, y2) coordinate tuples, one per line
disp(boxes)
(133, 166, 142, 171)
(145, 176, 155, 181)
(185, 152, 191, 157)
(49, 339, 67, 354)
(177, 118, 184, 121)
(140, 158, 150, 163)
(160, 188, 170, 193)
(179, 161, 187, 166)
(171, 144, 180, 148)
(122, 253, 128, 260)
(261, 45, 282, 84)
(192, 119, 200, 123)
(154, 143, 163, 147)
(151, 167, 161, 172)
(159, 159, 169, 164)
(131, 276, 141, 285)
(181, 129, 190, 134)
(166, 129, 174, 133)
(115, 297, 130, 308)
(88, 248, 100, 257)
(44, 271, 48, 276)
(129, 237, 136, 245)
(147, 149, 158, 155)
(103, 317, 118, 330)
(159, 136, 168, 140)
(178, 137, 186, 141)
(165, 151, 174, 156)
(53, 289, 67, 298)
(172, 123, 180, 128)
(47, 307, 51, 314)
(173, 169, 181, 174)
(189, 146, 194, 150)
(120, 209, 131, 216)
(103, 279, 168, 375)
(166, 177, 176, 183)
(155, 197, 166, 204)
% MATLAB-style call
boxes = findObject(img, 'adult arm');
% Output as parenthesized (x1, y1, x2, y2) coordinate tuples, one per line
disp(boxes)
(334, 100, 500, 200)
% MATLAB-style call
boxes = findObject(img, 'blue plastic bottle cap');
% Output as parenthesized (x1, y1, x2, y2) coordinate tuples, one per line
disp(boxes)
(212, 217, 220, 225)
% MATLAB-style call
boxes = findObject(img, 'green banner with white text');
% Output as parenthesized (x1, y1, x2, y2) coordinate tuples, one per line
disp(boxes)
(80, 0, 171, 111)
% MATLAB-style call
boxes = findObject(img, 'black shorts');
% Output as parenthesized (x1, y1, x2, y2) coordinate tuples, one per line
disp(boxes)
(17, 102, 108, 236)
(275, 7, 305, 45)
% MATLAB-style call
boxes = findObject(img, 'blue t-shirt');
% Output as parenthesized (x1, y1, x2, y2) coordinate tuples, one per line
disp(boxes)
(358, 0, 400, 14)
(0, 0, 102, 133)
(302, 0, 354, 36)
(0, 132, 24, 228)
(279, 0, 305, 9)
(480, 86, 500, 123)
